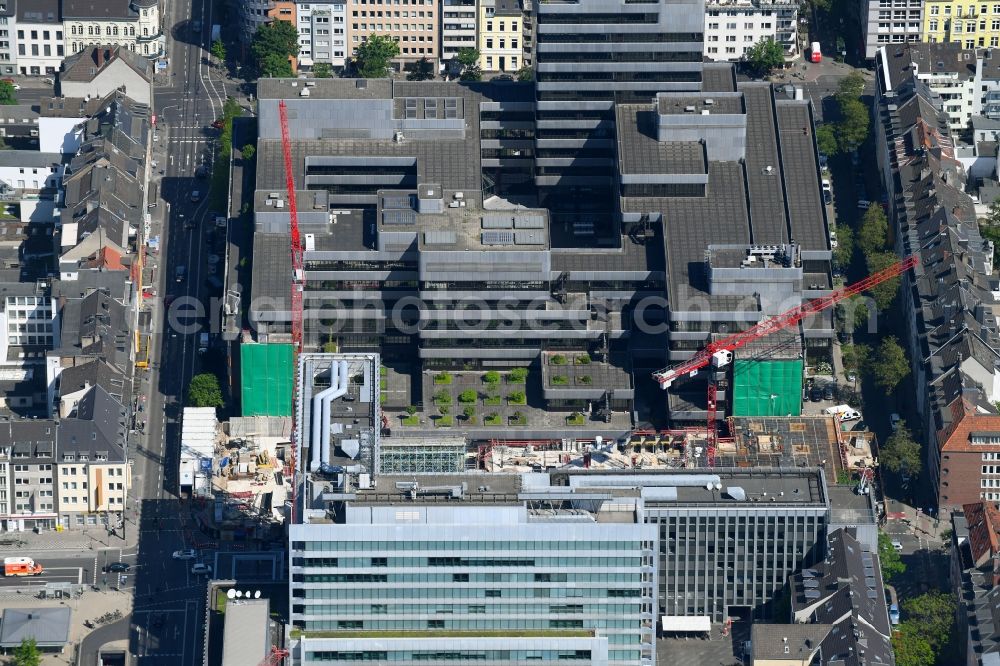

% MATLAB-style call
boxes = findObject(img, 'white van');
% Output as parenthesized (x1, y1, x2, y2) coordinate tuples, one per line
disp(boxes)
(824, 404, 862, 422)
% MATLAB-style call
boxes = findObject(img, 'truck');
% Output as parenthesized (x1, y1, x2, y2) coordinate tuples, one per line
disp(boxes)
(4, 556, 43, 576)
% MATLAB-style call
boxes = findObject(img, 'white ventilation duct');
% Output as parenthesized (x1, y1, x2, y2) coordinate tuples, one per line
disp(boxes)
(310, 363, 340, 471)
(320, 360, 350, 465)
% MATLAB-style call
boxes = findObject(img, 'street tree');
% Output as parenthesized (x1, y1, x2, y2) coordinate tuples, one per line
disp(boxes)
(816, 123, 838, 156)
(840, 342, 871, 374)
(837, 70, 866, 100)
(742, 38, 785, 78)
(211, 39, 226, 63)
(250, 20, 299, 78)
(456, 47, 480, 70)
(836, 97, 870, 152)
(406, 57, 435, 81)
(516, 65, 534, 82)
(865, 250, 901, 310)
(242, 143, 256, 160)
(312, 62, 333, 78)
(880, 425, 921, 476)
(901, 592, 956, 653)
(892, 623, 935, 666)
(832, 224, 854, 268)
(871, 335, 909, 394)
(259, 52, 294, 78)
(857, 203, 888, 256)
(355, 34, 400, 78)
(877, 531, 906, 579)
(188, 373, 224, 408)
(0, 81, 17, 106)
(13, 638, 40, 666)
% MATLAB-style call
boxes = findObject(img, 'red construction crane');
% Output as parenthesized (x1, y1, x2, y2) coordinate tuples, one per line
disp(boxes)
(652, 253, 918, 466)
(258, 647, 290, 666)
(278, 100, 305, 522)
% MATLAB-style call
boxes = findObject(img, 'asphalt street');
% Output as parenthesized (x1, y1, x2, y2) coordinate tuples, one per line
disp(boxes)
(3, 0, 249, 662)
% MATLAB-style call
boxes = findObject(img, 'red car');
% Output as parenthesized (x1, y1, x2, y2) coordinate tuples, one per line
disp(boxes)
(211, 119, 224, 130)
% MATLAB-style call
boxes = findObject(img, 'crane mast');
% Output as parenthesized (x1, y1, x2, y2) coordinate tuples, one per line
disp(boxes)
(653, 253, 918, 466)
(278, 100, 305, 522)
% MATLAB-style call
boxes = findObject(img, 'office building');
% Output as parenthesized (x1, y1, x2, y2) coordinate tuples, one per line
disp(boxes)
(703, 0, 798, 62)
(295, 1, 348, 70)
(287, 353, 831, 664)
(251, 64, 831, 431)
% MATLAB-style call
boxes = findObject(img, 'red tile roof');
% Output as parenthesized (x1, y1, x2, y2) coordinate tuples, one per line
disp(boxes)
(964, 501, 1000, 566)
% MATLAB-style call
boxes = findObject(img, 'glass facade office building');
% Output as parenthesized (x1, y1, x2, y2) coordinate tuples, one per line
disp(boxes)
(290, 509, 657, 665)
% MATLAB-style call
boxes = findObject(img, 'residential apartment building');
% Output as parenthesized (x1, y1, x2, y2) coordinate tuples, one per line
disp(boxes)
(874, 45, 1000, 509)
(348, 0, 441, 70)
(886, 42, 978, 131)
(774, 528, 894, 664)
(951, 502, 1000, 664)
(441, 0, 476, 65)
(289, 353, 832, 664)
(0, 1, 16, 76)
(478, 0, 525, 73)
(0, 420, 57, 532)
(16, 0, 64, 76)
(704, 0, 798, 62)
(861, 0, 922, 59)
(58, 45, 154, 106)
(63, 0, 164, 59)
(923, 0, 1000, 48)
(295, 1, 348, 70)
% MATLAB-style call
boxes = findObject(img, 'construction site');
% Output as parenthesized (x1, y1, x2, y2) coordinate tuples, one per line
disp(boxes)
(179, 408, 292, 545)
(471, 414, 874, 486)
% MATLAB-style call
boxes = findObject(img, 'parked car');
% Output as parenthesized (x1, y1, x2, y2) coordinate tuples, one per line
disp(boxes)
(821, 178, 832, 192)
(890, 413, 901, 431)
(891, 539, 903, 551)
(172, 549, 197, 560)
(823, 190, 833, 205)
(823, 384, 835, 401)
(103, 562, 130, 573)
(175, 265, 186, 282)
(889, 603, 900, 625)
(858, 199, 871, 209)
(191, 563, 212, 576)
(211, 119, 224, 129)
(809, 386, 823, 402)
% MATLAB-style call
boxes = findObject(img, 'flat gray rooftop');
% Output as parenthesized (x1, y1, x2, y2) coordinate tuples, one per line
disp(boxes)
(353, 473, 524, 505)
(616, 104, 707, 175)
(657, 95, 743, 116)
(251, 233, 293, 304)
(257, 78, 393, 101)
(775, 101, 829, 251)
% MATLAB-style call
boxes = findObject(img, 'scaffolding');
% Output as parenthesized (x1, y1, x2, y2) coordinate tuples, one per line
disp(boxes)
(376, 438, 469, 475)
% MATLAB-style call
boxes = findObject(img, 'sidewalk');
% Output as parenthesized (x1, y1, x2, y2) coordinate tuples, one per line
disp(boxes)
(0, 513, 141, 553)
(0, 589, 133, 666)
